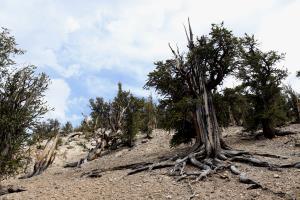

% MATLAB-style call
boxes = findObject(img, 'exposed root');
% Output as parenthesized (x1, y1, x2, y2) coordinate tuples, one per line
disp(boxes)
(81, 161, 167, 178)
(186, 179, 197, 199)
(195, 168, 212, 181)
(223, 149, 287, 159)
(125, 146, 299, 178)
(128, 163, 174, 175)
(230, 156, 272, 168)
(280, 162, 300, 168)
(251, 152, 288, 159)
(275, 130, 300, 136)
(229, 165, 240, 175)
(239, 172, 262, 189)
(229, 165, 294, 199)
(79, 143, 299, 200)
(0, 185, 26, 196)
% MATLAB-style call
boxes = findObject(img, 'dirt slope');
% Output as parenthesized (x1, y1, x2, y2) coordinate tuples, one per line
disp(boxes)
(2, 125, 300, 200)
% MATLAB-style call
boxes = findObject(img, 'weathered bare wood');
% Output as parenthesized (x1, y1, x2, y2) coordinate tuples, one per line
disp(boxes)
(229, 165, 241, 175)
(230, 156, 272, 168)
(128, 163, 174, 175)
(20, 134, 59, 179)
(239, 173, 261, 186)
(81, 161, 168, 178)
(67, 132, 82, 141)
(0, 185, 26, 196)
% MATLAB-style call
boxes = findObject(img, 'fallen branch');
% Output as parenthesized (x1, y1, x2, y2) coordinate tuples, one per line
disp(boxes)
(0, 185, 26, 196)
(81, 161, 153, 178)
(67, 132, 82, 141)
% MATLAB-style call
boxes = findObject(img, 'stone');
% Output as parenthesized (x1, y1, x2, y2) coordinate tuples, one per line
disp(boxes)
(273, 174, 280, 178)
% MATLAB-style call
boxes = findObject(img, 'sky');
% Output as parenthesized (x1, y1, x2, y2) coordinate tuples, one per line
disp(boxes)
(0, 0, 299, 126)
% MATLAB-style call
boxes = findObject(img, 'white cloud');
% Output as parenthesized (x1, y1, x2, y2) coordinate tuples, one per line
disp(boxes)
(85, 76, 153, 99)
(44, 79, 71, 123)
(66, 17, 80, 33)
(85, 76, 116, 98)
(1, 0, 299, 124)
(257, 0, 300, 92)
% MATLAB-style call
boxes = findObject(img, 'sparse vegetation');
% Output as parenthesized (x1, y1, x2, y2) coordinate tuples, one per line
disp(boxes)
(140, 95, 156, 139)
(31, 119, 60, 143)
(62, 121, 73, 136)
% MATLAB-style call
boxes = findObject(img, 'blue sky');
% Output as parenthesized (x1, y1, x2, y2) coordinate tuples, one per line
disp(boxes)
(1, 0, 299, 126)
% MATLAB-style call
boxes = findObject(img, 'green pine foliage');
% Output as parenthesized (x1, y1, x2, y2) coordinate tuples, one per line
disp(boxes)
(140, 95, 156, 139)
(31, 119, 60, 142)
(146, 23, 239, 146)
(0, 28, 49, 180)
(62, 121, 73, 136)
(283, 85, 300, 123)
(123, 96, 143, 147)
(87, 83, 143, 147)
(213, 87, 249, 127)
(238, 34, 288, 138)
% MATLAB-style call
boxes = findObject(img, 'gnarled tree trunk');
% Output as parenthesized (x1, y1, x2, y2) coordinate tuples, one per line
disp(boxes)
(296, 98, 300, 123)
(262, 119, 275, 139)
(192, 89, 221, 158)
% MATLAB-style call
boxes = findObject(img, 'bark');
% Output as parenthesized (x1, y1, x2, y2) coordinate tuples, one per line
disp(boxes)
(193, 88, 221, 158)
(65, 137, 107, 168)
(228, 107, 236, 126)
(296, 98, 300, 123)
(262, 119, 275, 139)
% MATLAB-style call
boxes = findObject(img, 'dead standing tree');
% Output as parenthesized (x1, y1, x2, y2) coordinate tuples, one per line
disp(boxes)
(20, 134, 60, 178)
(137, 21, 300, 186)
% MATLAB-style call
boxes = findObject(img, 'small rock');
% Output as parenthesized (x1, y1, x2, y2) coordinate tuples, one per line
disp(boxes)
(273, 174, 280, 178)
(114, 150, 124, 157)
(141, 139, 148, 143)
(220, 172, 229, 179)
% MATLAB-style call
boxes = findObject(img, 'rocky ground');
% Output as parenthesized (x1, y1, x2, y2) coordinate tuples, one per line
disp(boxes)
(1, 124, 300, 200)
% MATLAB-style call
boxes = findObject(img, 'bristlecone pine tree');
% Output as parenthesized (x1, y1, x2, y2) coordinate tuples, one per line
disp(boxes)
(284, 85, 300, 123)
(213, 87, 248, 127)
(141, 95, 156, 139)
(147, 21, 240, 159)
(62, 121, 73, 136)
(137, 21, 300, 185)
(0, 28, 49, 181)
(238, 34, 288, 138)
(31, 119, 60, 142)
(65, 83, 142, 167)
(122, 95, 143, 147)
